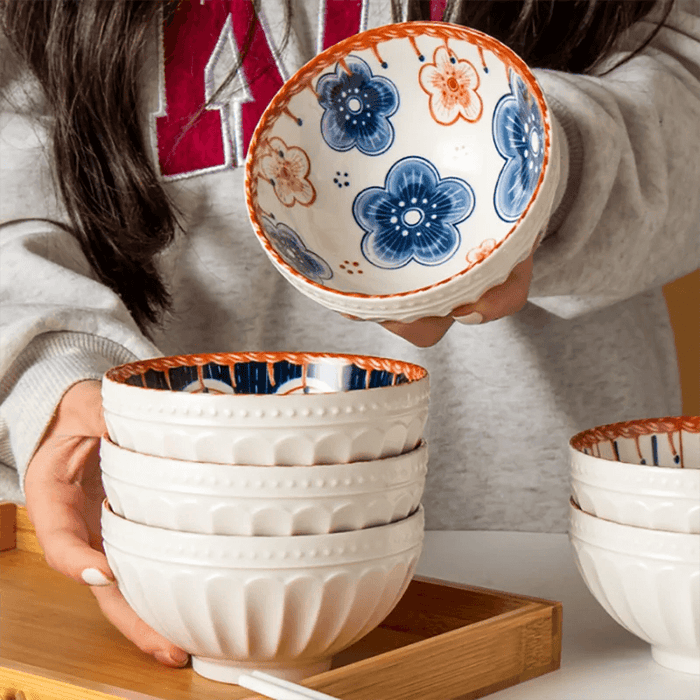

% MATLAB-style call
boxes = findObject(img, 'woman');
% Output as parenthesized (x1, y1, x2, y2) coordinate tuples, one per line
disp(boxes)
(1, 0, 698, 667)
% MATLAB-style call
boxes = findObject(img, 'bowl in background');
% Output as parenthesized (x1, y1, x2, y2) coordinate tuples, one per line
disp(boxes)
(100, 436, 428, 536)
(102, 352, 429, 465)
(245, 22, 559, 322)
(568, 499, 699, 675)
(102, 500, 424, 683)
(570, 416, 700, 533)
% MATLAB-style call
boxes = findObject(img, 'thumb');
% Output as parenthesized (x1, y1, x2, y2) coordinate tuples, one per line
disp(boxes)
(25, 379, 112, 585)
(26, 430, 114, 586)
(26, 440, 116, 586)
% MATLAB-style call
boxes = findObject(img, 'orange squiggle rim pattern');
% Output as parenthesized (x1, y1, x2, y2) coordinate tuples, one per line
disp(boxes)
(244, 21, 551, 301)
(104, 351, 428, 385)
(570, 416, 700, 452)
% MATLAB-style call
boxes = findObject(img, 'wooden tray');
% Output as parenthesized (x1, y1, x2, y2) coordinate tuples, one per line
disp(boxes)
(0, 502, 561, 700)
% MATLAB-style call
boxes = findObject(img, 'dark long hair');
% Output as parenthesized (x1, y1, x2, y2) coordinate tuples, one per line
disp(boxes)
(0, 0, 673, 332)
(401, 0, 672, 73)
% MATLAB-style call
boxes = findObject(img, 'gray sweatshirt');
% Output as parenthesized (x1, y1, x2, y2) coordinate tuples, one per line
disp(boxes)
(1, 0, 699, 532)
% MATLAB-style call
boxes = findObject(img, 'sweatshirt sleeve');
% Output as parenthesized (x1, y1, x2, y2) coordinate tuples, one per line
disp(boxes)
(529, 0, 700, 318)
(0, 75, 161, 498)
(0, 221, 162, 500)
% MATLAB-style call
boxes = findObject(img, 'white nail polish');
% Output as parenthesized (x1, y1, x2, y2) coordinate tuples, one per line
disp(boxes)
(81, 567, 113, 586)
(453, 312, 483, 325)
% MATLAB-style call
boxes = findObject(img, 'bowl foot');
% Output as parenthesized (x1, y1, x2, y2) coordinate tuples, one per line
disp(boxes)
(192, 655, 333, 684)
(651, 646, 700, 675)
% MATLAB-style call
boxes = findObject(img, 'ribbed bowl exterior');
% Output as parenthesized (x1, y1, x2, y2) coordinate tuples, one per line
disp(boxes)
(102, 504, 424, 672)
(106, 547, 420, 662)
(570, 477, 700, 534)
(568, 501, 700, 673)
(103, 477, 425, 536)
(100, 438, 427, 535)
(103, 408, 428, 465)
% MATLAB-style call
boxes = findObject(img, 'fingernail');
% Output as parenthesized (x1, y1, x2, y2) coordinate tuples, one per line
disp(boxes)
(81, 567, 113, 586)
(453, 312, 483, 325)
(171, 649, 189, 665)
(157, 649, 189, 666)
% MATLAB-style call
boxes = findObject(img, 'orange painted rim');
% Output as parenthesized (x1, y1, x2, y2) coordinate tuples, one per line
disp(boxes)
(245, 21, 552, 301)
(570, 416, 700, 452)
(104, 351, 428, 384)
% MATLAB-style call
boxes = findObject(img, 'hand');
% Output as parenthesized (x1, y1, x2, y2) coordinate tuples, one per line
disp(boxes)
(24, 380, 189, 668)
(379, 248, 536, 347)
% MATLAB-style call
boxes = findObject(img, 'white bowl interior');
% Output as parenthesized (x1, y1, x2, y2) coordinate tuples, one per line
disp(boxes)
(568, 419, 700, 534)
(246, 22, 551, 297)
(570, 417, 700, 469)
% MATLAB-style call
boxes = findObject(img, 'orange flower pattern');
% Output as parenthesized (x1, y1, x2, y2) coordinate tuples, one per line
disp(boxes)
(260, 137, 316, 207)
(419, 46, 483, 126)
(466, 238, 497, 265)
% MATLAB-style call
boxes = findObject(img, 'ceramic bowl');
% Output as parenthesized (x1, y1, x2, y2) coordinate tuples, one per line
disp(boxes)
(569, 499, 699, 674)
(102, 500, 424, 683)
(245, 22, 559, 322)
(570, 417, 700, 534)
(100, 436, 427, 535)
(102, 352, 429, 465)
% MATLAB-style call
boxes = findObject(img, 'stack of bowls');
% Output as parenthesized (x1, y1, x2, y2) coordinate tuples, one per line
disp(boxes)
(99, 351, 430, 684)
(568, 416, 700, 675)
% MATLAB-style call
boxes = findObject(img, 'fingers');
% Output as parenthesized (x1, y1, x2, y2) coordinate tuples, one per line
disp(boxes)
(48, 380, 106, 437)
(374, 252, 532, 345)
(24, 379, 188, 668)
(451, 252, 535, 325)
(25, 434, 114, 584)
(25, 381, 110, 584)
(375, 252, 532, 346)
(341, 246, 537, 345)
(91, 584, 189, 667)
(340, 310, 453, 347)
(380, 315, 453, 347)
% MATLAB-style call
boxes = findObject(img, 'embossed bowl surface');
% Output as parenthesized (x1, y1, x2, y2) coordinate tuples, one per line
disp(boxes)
(245, 22, 559, 322)
(568, 499, 700, 674)
(102, 500, 424, 684)
(569, 416, 700, 534)
(100, 436, 427, 535)
(102, 352, 429, 465)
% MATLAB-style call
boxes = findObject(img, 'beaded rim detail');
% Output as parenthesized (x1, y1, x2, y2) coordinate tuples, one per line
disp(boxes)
(569, 499, 699, 558)
(100, 437, 429, 491)
(102, 501, 425, 566)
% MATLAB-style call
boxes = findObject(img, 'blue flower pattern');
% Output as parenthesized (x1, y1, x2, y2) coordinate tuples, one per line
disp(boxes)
(353, 156, 475, 269)
(317, 56, 399, 156)
(492, 71, 545, 222)
(261, 217, 333, 282)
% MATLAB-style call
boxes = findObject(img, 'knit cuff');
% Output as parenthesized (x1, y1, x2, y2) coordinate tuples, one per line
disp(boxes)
(0, 331, 138, 499)
(544, 97, 584, 237)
